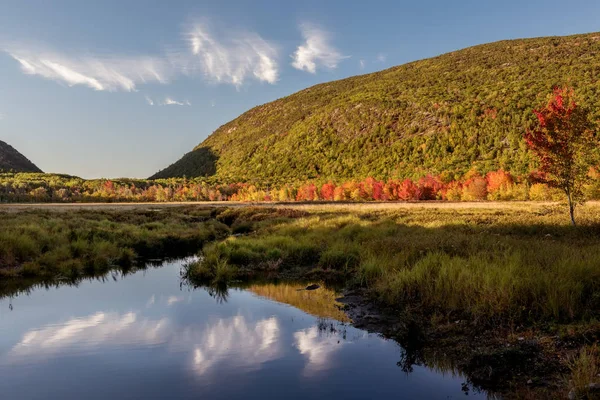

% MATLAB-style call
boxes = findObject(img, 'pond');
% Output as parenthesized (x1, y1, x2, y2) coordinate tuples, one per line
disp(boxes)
(0, 259, 487, 399)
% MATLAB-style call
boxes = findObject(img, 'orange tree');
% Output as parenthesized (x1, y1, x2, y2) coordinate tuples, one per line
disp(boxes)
(525, 87, 598, 225)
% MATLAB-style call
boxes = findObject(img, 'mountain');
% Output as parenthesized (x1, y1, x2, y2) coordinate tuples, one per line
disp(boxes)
(0, 140, 42, 173)
(152, 32, 600, 183)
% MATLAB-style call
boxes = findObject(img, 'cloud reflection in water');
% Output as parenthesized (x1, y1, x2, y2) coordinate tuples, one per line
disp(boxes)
(6, 309, 283, 377)
(294, 326, 346, 376)
(191, 316, 280, 375)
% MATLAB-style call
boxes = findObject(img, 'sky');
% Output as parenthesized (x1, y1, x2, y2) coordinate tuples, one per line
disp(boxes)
(1, 0, 600, 178)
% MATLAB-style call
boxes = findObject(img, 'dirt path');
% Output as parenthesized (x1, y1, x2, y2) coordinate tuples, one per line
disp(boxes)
(1, 200, 597, 213)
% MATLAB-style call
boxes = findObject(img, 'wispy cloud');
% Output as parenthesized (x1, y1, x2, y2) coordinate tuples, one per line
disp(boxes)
(167, 295, 183, 305)
(161, 97, 191, 106)
(4, 45, 171, 92)
(0, 113, 4, 120)
(177, 22, 279, 86)
(376, 53, 387, 63)
(4, 21, 279, 92)
(291, 24, 348, 73)
(359, 59, 365, 70)
(145, 95, 190, 106)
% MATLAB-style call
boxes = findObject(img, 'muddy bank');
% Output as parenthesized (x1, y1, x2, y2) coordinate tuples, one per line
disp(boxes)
(337, 288, 586, 399)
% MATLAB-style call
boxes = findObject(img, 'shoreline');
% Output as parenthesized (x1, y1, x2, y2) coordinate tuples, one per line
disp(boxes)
(2, 200, 599, 213)
(337, 287, 578, 398)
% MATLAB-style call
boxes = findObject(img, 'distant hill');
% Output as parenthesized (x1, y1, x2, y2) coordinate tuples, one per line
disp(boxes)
(0, 140, 42, 173)
(152, 32, 600, 183)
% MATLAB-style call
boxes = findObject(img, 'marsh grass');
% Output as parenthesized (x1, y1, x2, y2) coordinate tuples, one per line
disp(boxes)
(567, 345, 600, 397)
(0, 207, 230, 282)
(183, 243, 238, 285)
(6, 203, 600, 329)
(189, 204, 600, 327)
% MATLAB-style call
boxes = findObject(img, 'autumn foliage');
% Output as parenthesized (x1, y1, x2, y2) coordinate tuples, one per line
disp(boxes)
(525, 87, 599, 224)
(3, 168, 600, 204)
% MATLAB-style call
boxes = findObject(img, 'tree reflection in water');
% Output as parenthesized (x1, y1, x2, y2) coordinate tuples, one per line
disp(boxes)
(205, 283, 230, 304)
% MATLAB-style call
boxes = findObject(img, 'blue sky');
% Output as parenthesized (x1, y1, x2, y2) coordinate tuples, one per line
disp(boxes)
(1, 0, 599, 178)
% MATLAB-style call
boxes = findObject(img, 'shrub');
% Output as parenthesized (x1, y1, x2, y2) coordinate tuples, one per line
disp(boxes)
(462, 176, 488, 201)
(529, 183, 563, 201)
(443, 181, 462, 201)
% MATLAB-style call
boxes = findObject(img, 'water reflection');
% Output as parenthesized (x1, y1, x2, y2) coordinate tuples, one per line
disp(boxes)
(191, 316, 280, 375)
(0, 260, 488, 400)
(5, 312, 283, 378)
(248, 282, 350, 322)
(295, 325, 344, 375)
(205, 283, 230, 304)
(6, 312, 168, 361)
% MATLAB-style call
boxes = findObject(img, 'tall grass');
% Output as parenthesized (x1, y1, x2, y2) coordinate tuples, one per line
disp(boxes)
(567, 345, 600, 396)
(188, 204, 600, 326)
(0, 208, 229, 282)
(183, 243, 238, 285)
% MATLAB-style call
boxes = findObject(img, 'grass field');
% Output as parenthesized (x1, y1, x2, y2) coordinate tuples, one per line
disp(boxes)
(187, 203, 600, 325)
(0, 207, 229, 282)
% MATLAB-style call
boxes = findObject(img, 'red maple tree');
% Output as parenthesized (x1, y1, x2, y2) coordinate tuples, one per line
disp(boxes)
(525, 87, 598, 225)
(397, 179, 419, 201)
(320, 182, 335, 201)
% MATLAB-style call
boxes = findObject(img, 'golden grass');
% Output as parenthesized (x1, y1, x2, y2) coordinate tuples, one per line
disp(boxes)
(188, 203, 600, 326)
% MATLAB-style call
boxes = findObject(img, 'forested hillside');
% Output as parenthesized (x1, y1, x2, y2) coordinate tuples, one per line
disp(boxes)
(152, 32, 600, 184)
(0, 141, 42, 173)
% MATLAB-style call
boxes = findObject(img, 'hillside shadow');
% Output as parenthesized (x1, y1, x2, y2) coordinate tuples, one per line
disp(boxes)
(150, 147, 218, 179)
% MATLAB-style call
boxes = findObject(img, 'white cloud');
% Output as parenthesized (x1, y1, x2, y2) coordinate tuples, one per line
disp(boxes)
(5, 312, 168, 360)
(5, 21, 279, 92)
(359, 59, 365, 70)
(167, 295, 184, 305)
(376, 53, 387, 63)
(191, 316, 280, 375)
(161, 97, 191, 106)
(5, 311, 281, 377)
(145, 96, 154, 106)
(294, 326, 345, 376)
(4, 45, 171, 92)
(291, 24, 348, 73)
(179, 22, 279, 86)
